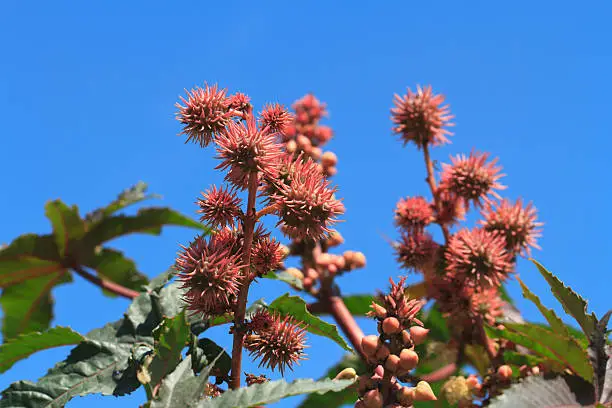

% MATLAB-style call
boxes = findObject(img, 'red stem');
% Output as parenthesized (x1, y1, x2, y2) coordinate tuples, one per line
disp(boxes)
(322, 295, 366, 360)
(229, 171, 259, 390)
(422, 144, 451, 243)
(421, 363, 457, 383)
(73, 266, 139, 299)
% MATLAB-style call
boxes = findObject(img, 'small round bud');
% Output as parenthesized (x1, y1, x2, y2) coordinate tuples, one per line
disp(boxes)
(414, 381, 437, 401)
(497, 365, 513, 381)
(361, 335, 380, 357)
(327, 263, 338, 275)
(327, 230, 344, 247)
(375, 344, 390, 361)
(362, 389, 383, 408)
(334, 367, 357, 381)
(409, 326, 429, 345)
(352, 252, 367, 268)
(396, 386, 415, 406)
(316, 253, 333, 266)
(384, 354, 401, 374)
(532, 365, 541, 375)
(382, 317, 402, 335)
(325, 166, 338, 177)
(303, 277, 313, 289)
(305, 268, 319, 280)
(333, 255, 346, 270)
(286, 139, 297, 153)
(296, 135, 312, 150)
(401, 330, 412, 346)
(322, 151, 338, 167)
(399, 348, 419, 371)
(343, 250, 355, 265)
(466, 374, 481, 391)
(285, 267, 303, 281)
(310, 147, 322, 161)
(370, 303, 387, 319)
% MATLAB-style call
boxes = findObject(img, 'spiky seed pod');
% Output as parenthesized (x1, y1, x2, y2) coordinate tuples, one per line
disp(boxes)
(175, 235, 243, 316)
(176, 84, 230, 147)
(196, 185, 242, 228)
(272, 155, 344, 240)
(391, 85, 454, 149)
(244, 313, 307, 375)
(470, 287, 505, 325)
(394, 196, 434, 231)
(251, 236, 284, 276)
(480, 198, 543, 256)
(445, 228, 512, 289)
(395, 231, 439, 272)
(215, 119, 282, 189)
(440, 151, 505, 209)
(260, 103, 294, 134)
(226, 92, 251, 114)
(435, 189, 466, 225)
(246, 309, 275, 333)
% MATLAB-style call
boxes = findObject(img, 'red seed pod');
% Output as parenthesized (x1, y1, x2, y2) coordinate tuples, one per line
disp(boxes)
(296, 135, 311, 150)
(371, 303, 388, 319)
(382, 317, 402, 335)
(305, 268, 319, 280)
(327, 263, 338, 275)
(303, 277, 313, 289)
(310, 147, 322, 161)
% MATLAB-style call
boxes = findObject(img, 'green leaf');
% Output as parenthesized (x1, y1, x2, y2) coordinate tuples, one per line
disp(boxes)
(82, 207, 207, 249)
(517, 276, 570, 338)
(339, 294, 374, 316)
(197, 378, 356, 408)
(262, 270, 303, 290)
(0, 284, 185, 406)
(489, 375, 595, 408)
(0, 234, 64, 288)
(487, 322, 593, 381)
(85, 182, 160, 225)
(532, 259, 597, 337)
(0, 326, 84, 373)
(1, 271, 71, 341)
(299, 354, 365, 408)
(149, 354, 219, 408)
(404, 281, 427, 300)
(44, 200, 85, 258)
(464, 344, 491, 376)
(422, 303, 451, 343)
(149, 312, 191, 387)
(268, 294, 352, 352)
(189, 338, 231, 377)
(83, 247, 149, 296)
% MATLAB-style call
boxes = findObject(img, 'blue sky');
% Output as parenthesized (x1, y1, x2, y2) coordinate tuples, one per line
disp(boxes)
(1, 1, 611, 407)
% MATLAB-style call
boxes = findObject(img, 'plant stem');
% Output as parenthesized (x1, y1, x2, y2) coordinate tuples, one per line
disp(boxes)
(422, 144, 451, 243)
(420, 363, 457, 383)
(73, 266, 139, 299)
(229, 171, 259, 390)
(322, 295, 366, 359)
(477, 317, 498, 363)
(255, 204, 276, 219)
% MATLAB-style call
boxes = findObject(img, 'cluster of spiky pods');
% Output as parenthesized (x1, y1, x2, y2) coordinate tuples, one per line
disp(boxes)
(353, 277, 437, 407)
(174, 84, 345, 390)
(389, 85, 544, 404)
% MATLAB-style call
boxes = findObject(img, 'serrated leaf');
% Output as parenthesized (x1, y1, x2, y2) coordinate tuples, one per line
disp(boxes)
(262, 270, 303, 290)
(149, 354, 220, 408)
(299, 354, 365, 408)
(44, 200, 85, 258)
(83, 247, 149, 296)
(532, 259, 597, 337)
(489, 375, 596, 408)
(85, 182, 160, 224)
(149, 312, 191, 387)
(268, 294, 352, 352)
(0, 235, 64, 288)
(517, 276, 569, 338)
(82, 207, 207, 249)
(0, 326, 84, 373)
(487, 323, 593, 381)
(1, 271, 71, 341)
(0, 285, 183, 406)
(197, 378, 356, 408)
